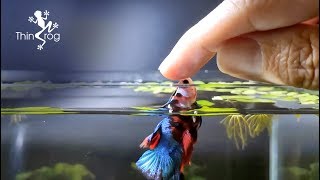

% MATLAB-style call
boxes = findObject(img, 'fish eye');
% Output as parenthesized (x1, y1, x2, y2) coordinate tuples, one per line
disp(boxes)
(182, 80, 189, 84)
(176, 93, 182, 97)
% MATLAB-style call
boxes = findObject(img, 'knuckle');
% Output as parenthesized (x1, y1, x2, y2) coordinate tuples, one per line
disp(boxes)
(264, 26, 319, 89)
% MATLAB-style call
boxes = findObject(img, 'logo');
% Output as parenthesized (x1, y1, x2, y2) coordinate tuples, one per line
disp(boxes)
(15, 10, 60, 50)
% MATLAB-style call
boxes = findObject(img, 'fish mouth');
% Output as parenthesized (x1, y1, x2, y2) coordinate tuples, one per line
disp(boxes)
(179, 78, 193, 85)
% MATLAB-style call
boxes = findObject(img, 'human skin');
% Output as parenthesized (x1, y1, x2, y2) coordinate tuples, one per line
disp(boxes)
(158, 0, 319, 90)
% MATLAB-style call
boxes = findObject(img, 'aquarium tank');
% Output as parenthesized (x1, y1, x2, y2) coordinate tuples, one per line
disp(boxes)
(1, 0, 319, 180)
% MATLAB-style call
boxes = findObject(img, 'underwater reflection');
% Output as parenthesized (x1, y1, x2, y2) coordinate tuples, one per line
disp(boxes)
(135, 78, 202, 180)
(10, 114, 27, 124)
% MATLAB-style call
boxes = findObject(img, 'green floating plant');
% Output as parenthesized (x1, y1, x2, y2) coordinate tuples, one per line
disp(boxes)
(128, 81, 319, 107)
(132, 106, 158, 111)
(16, 163, 95, 180)
(259, 94, 297, 101)
(196, 100, 214, 107)
(161, 81, 174, 85)
(256, 87, 275, 91)
(1, 107, 74, 115)
(143, 82, 159, 85)
(192, 81, 205, 85)
(214, 88, 235, 92)
(195, 106, 237, 113)
(132, 99, 238, 116)
(197, 84, 216, 91)
(207, 81, 252, 87)
(214, 95, 275, 103)
(297, 94, 319, 105)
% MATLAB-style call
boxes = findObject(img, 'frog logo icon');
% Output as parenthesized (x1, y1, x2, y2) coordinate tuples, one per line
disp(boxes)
(15, 10, 61, 51)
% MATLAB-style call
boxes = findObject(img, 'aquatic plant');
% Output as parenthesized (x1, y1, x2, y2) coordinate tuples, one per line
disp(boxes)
(283, 162, 319, 180)
(221, 114, 273, 150)
(220, 115, 249, 150)
(245, 114, 273, 138)
(183, 162, 206, 180)
(15, 163, 95, 180)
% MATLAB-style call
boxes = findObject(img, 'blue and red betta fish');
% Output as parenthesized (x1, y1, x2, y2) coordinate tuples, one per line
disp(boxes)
(136, 78, 202, 180)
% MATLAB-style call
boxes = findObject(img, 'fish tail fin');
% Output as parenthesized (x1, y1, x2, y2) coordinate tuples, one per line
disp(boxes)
(136, 149, 178, 180)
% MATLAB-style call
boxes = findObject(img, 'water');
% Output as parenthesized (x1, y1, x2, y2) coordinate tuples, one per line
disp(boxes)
(1, 75, 319, 180)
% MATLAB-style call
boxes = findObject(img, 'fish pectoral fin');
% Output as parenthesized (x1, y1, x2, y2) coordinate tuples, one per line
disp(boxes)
(139, 136, 150, 148)
(139, 126, 162, 149)
(149, 129, 161, 150)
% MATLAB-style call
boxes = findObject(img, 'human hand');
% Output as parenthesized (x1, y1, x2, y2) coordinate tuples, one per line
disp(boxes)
(158, 0, 319, 90)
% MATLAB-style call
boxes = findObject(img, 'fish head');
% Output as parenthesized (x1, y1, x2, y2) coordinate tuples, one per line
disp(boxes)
(164, 78, 197, 110)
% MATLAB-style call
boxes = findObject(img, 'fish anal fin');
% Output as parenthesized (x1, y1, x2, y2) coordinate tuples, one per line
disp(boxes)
(181, 130, 194, 172)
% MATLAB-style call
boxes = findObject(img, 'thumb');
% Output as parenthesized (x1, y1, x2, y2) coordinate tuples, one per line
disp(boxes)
(217, 24, 319, 90)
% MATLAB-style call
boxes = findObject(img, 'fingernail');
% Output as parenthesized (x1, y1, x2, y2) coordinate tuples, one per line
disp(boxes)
(217, 37, 262, 80)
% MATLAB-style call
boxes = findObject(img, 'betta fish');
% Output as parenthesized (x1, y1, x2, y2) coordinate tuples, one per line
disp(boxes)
(162, 78, 200, 111)
(136, 78, 202, 180)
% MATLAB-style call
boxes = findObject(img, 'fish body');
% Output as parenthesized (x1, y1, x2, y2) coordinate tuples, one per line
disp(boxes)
(136, 78, 202, 180)
(136, 117, 183, 180)
(170, 115, 202, 172)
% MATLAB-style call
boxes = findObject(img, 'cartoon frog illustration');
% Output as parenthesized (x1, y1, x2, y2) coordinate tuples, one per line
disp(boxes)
(28, 10, 59, 50)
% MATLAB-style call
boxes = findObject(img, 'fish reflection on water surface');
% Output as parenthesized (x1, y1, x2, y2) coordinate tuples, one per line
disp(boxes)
(135, 78, 202, 180)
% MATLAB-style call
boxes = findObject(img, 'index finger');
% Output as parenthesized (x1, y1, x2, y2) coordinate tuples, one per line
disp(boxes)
(159, 0, 319, 80)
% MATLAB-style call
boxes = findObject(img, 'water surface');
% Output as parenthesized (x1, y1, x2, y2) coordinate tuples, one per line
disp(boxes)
(1, 80, 319, 180)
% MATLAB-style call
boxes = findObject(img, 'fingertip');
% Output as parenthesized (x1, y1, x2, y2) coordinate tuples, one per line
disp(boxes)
(159, 45, 215, 80)
(158, 56, 189, 80)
